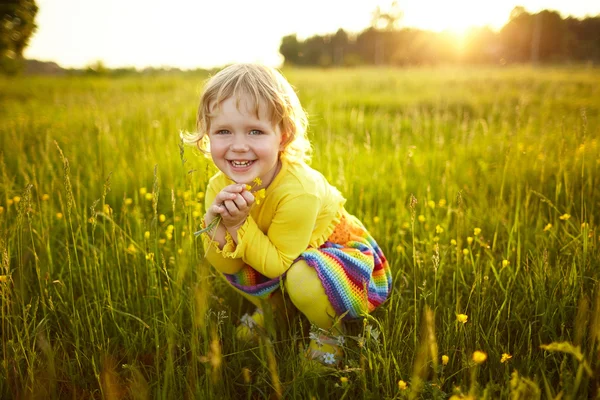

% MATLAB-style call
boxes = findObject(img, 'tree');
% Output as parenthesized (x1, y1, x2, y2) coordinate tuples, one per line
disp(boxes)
(0, 0, 38, 74)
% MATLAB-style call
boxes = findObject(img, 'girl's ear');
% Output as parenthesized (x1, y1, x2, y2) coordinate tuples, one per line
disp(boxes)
(279, 132, 290, 151)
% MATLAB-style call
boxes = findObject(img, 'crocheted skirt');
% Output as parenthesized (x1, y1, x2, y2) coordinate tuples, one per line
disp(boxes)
(221, 211, 392, 320)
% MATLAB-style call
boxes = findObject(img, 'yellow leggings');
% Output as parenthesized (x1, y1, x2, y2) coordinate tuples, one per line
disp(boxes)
(226, 260, 340, 332)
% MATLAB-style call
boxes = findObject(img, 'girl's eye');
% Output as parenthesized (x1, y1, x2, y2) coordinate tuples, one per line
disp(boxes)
(249, 130, 263, 135)
(215, 130, 230, 135)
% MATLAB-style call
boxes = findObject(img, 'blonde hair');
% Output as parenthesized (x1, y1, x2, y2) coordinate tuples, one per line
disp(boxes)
(182, 63, 311, 163)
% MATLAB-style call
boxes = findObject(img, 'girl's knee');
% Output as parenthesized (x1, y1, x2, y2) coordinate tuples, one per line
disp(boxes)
(284, 260, 320, 304)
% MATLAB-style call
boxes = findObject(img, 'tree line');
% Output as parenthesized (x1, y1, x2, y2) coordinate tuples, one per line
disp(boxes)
(279, 7, 600, 66)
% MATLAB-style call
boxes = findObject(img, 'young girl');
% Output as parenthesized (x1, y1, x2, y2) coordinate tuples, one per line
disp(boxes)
(185, 63, 391, 365)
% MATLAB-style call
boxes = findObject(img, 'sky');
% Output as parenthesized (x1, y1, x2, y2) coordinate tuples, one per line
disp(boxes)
(24, 0, 600, 70)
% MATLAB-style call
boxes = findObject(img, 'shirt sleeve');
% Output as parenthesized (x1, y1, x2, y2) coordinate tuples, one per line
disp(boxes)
(200, 179, 246, 275)
(223, 193, 320, 279)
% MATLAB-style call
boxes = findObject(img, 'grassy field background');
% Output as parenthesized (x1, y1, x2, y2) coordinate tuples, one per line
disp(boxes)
(0, 66, 599, 399)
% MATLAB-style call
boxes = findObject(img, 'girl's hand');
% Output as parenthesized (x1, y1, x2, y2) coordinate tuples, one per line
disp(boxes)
(220, 188, 255, 230)
(205, 184, 245, 223)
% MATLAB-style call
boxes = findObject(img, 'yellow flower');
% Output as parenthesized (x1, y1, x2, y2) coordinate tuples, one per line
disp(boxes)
(196, 192, 205, 200)
(474, 227, 481, 236)
(340, 376, 348, 385)
(462, 248, 469, 255)
(559, 213, 570, 220)
(500, 353, 512, 363)
(398, 380, 408, 390)
(125, 198, 133, 205)
(451, 239, 457, 246)
(245, 184, 252, 191)
(543, 223, 552, 231)
(145, 193, 153, 201)
(418, 215, 425, 223)
(438, 199, 447, 207)
(472, 351, 487, 364)
(56, 212, 63, 219)
(126, 244, 137, 254)
(456, 314, 468, 324)
(467, 237, 473, 245)
(402, 222, 410, 229)
(442, 355, 449, 365)
(103, 204, 112, 215)
(178, 248, 183, 255)
(427, 200, 436, 209)
(159, 214, 166, 222)
(159, 239, 166, 245)
(7, 199, 13, 206)
(145, 252, 154, 261)
(435, 225, 444, 234)
(144, 231, 150, 239)
(502, 259, 510, 268)
(0, 206, 4, 214)
(13, 196, 21, 203)
(373, 216, 380, 224)
(139, 187, 147, 195)
(254, 188, 266, 205)
(192, 211, 201, 218)
(253, 177, 262, 186)
(42, 194, 50, 201)
(0, 275, 8, 283)
(395, 245, 404, 253)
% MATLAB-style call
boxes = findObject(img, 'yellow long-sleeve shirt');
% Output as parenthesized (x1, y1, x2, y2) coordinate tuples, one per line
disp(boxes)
(201, 159, 346, 279)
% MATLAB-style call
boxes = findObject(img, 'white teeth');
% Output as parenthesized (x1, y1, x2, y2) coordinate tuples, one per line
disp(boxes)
(231, 160, 252, 167)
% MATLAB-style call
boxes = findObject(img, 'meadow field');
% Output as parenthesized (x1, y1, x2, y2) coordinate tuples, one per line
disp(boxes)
(0, 66, 599, 399)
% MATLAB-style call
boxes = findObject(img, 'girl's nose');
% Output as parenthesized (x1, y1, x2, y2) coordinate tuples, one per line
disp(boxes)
(230, 138, 249, 152)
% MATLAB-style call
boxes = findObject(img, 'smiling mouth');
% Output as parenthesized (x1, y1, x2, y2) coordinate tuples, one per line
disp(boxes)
(229, 160, 255, 167)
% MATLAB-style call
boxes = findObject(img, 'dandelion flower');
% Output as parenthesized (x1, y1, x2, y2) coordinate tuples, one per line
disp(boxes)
(435, 225, 444, 234)
(474, 227, 481, 235)
(145, 193, 153, 201)
(178, 248, 183, 255)
(467, 237, 473, 245)
(159, 214, 166, 222)
(145, 252, 154, 261)
(192, 211, 201, 218)
(462, 248, 469, 256)
(427, 200, 436, 209)
(373, 216, 380, 224)
(402, 222, 410, 229)
(125, 198, 133, 205)
(252, 188, 265, 205)
(500, 353, 512, 363)
(340, 376, 348, 385)
(438, 199, 447, 207)
(196, 192, 205, 200)
(442, 355, 449, 365)
(451, 239, 457, 246)
(418, 215, 425, 223)
(502, 259, 510, 268)
(395, 245, 404, 253)
(398, 380, 408, 390)
(139, 187, 147, 195)
(0, 206, 4, 214)
(456, 314, 468, 324)
(13, 196, 21, 203)
(144, 231, 150, 239)
(42, 194, 50, 201)
(559, 213, 570, 220)
(56, 212, 63, 219)
(253, 177, 262, 186)
(0, 275, 8, 282)
(472, 351, 487, 364)
(7, 199, 13, 206)
(126, 244, 137, 254)
(543, 223, 552, 231)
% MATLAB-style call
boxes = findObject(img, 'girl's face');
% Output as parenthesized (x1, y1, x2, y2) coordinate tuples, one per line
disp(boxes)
(208, 95, 285, 186)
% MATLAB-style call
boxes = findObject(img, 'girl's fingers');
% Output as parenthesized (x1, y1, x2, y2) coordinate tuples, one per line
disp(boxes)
(223, 200, 239, 215)
(240, 190, 255, 205)
(232, 193, 248, 210)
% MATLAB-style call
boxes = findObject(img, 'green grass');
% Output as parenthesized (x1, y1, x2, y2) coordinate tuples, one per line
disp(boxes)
(0, 65, 599, 399)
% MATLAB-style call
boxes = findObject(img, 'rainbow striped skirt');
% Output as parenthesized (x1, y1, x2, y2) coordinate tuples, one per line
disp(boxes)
(222, 211, 392, 320)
